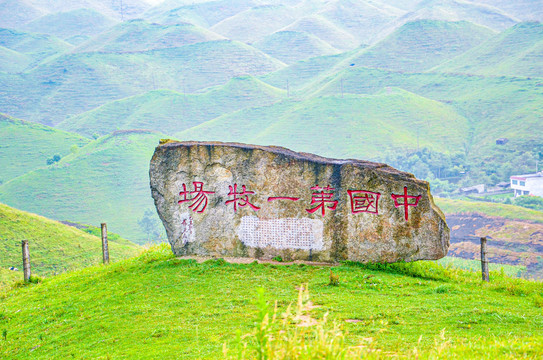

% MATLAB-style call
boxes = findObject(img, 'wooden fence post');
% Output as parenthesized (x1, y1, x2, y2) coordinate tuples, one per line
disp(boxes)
(101, 223, 109, 265)
(22, 240, 31, 282)
(481, 237, 489, 282)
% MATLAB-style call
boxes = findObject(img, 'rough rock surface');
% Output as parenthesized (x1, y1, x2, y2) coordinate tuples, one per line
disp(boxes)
(150, 141, 449, 263)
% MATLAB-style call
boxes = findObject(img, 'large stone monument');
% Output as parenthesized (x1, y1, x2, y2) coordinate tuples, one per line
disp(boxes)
(150, 141, 449, 263)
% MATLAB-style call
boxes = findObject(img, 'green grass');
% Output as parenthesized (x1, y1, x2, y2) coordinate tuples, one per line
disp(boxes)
(346, 19, 496, 73)
(0, 244, 541, 358)
(435, 197, 543, 223)
(254, 30, 340, 65)
(0, 130, 167, 243)
(0, 113, 90, 183)
(0, 202, 140, 285)
(22, 8, 117, 44)
(175, 89, 469, 160)
(438, 256, 526, 278)
(58, 76, 285, 137)
(434, 22, 543, 78)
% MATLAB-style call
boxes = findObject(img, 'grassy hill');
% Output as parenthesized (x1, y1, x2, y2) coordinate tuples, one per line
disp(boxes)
(58, 76, 285, 137)
(0, 39, 285, 126)
(145, 0, 258, 28)
(433, 22, 543, 78)
(0, 0, 45, 29)
(254, 30, 340, 64)
(22, 8, 117, 45)
(74, 19, 223, 53)
(346, 19, 496, 72)
(0, 45, 31, 72)
(0, 244, 541, 358)
(0, 202, 140, 284)
(0, 28, 73, 70)
(210, 4, 302, 44)
(473, 0, 543, 22)
(25, 0, 151, 20)
(0, 130, 167, 243)
(175, 89, 469, 160)
(0, 113, 90, 183)
(281, 14, 360, 51)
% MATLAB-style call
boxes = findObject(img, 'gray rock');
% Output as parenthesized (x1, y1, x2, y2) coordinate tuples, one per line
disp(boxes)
(150, 141, 449, 263)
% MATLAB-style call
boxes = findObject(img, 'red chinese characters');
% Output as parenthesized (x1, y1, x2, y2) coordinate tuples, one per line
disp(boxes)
(178, 182, 215, 213)
(347, 190, 380, 214)
(267, 196, 300, 202)
(226, 184, 260, 212)
(306, 185, 338, 216)
(391, 186, 421, 221)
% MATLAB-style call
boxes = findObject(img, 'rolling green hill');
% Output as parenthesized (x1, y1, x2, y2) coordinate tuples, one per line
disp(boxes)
(281, 14, 360, 51)
(0, 201, 140, 284)
(210, 4, 301, 43)
(0, 0, 45, 29)
(175, 89, 469, 160)
(145, 0, 258, 28)
(0, 39, 285, 126)
(254, 30, 340, 64)
(25, 0, 151, 20)
(58, 76, 285, 137)
(0, 113, 90, 183)
(0, 130, 167, 243)
(0, 244, 541, 358)
(0, 45, 31, 72)
(22, 8, 117, 45)
(433, 22, 543, 78)
(74, 19, 223, 53)
(346, 19, 496, 72)
(0, 28, 73, 69)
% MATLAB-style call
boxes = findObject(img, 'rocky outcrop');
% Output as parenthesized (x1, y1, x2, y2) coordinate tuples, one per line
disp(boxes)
(150, 141, 449, 263)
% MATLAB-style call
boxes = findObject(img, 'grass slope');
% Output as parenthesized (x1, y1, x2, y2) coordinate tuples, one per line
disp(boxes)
(58, 76, 285, 137)
(254, 30, 339, 65)
(0, 0, 45, 29)
(145, 0, 258, 28)
(25, 0, 151, 20)
(0, 28, 73, 69)
(347, 19, 496, 72)
(22, 8, 118, 45)
(0, 39, 284, 126)
(74, 19, 223, 53)
(433, 22, 543, 78)
(281, 14, 360, 51)
(0, 202, 140, 282)
(0, 113, 89, 183)
(0, 130, 167, 243)
(0, 245, 541, 358)
(175, 88, 469, 160)
(0, 45, 31, 73)
(210, 4, 301, 43)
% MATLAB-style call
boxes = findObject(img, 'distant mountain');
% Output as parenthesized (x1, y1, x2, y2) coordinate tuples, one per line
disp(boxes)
(433, 22, 543, 78)
(0, 39, 285, 125)
(145, 0, 258, 27)
(58, 76, 285, 136)
(0, 0, 45, 28)
(210, 4, 302, 44)
(281, 15, 360, 51)
(25, 0, 151, 20)
(0, 201, 140, 283)
(74, 19, 223, 53)
(0, 28, 73, 70)
(473, 0, 543, 22)
(346, 19, 496, 72)
(0, 113, 89, 183)
(22, 8, 118, 45)
(254, 31, 339, 64)
(0, 130, 167, 243)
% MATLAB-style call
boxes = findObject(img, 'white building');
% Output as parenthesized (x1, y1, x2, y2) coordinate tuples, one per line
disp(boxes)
(510, 172, 543, 197)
